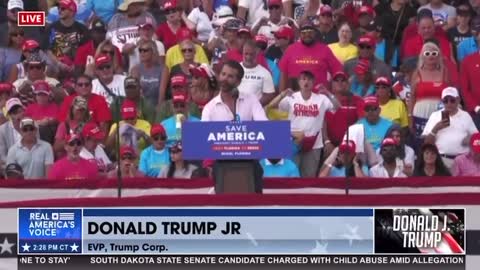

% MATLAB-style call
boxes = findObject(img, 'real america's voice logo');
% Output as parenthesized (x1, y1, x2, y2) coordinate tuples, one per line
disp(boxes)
(18, 209, 82, 254)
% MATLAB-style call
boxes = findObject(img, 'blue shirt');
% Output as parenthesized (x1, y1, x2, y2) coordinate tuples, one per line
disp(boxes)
(329, 165, 369, 177)
(357, 117, 393, 151)
(139, 146, 171, 177)
(375, 40, 398, 68)
(350, 77, 375, 97)
(161, 115, 200, 147)
(260, 159, 300, 178)
(86, 0, 124, 23)
(457, 37, 478, 62)
(267, 58, 280, 88)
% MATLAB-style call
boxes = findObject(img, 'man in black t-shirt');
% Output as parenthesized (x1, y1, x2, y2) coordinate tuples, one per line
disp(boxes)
(43, 0, 89, 71)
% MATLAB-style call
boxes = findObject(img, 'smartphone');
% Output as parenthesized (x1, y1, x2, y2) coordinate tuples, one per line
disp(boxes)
(441, 110, 450, 126)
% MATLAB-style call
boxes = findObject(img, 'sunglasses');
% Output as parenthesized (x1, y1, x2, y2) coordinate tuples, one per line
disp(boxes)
(76, 82, 91, 87)
(153, 135, 167, 141)
(28, 65, 43, 70)
(364, 107, 379, 112)
(102, 50, 114, 56)
(21, 126, 35, 132)
(139, 48, 151, 53)
(181, 48, 194, 53)
(165, 9, 178, 14)
(121, 155, 136, 161)
(97, 65, 111, 71)
(59, 7, 70, 12)
(300, 29, 315, 34)
(170, 149, 182, 154)
(359, 44, 372, 50)
(10, 32, 24, 37)
(442, 97, 456, 103)
(423, 51, 439, 57)
(375, 84, 390, 89)
(173, 103, 185, 108)
(268, 5, 281, 10)
(68, 140, 83, 147)
(333, 77, 347, 82)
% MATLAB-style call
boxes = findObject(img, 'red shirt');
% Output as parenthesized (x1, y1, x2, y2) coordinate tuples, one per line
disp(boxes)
(226, 49, 271, 71)
(25, 103, 59, 120)
(402, 23, 448, 46)
(460, 52, 480, 112)
(58, 94, 112, 123)
(155, 22, 186, 51)
(48, 157, 99, 180)
(74, 40, 123, 68)
(401, 33, 452, 60)
(279, 41, 342, 88)
(325, 95, 364, 146)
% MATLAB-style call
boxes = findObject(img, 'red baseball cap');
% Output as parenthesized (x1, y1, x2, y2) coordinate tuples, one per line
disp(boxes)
(0, 82, 14, 93)
(120, 145, 137, 157)
(255, 34, 269, 44)
(319, 5, 333, 16)
(150, 124, 166, 137)
(375, 76, 391, 86)
(358, 34, 376, 47)
(339, 140, 356, 153)
(177, 27, 193, 42)
(358, 5, 375, 17)
(170, 75, 187, 87)
(95, 54, 111, 67)
(354, 59, 370, 75)
(65, 133, 82, 144)
(268, 0, 282, 6)
(138, 23, 154, 30)
(172, 92, 188, 103)
(59, 0, 77, 13)
(382, 137, 398, 147)
(81, 122, 105, 141)
(333, 71, 348, 80)
(363, 96, 379, 107)
(121, 100, 137, 119)
(238, 27, 251, 36)
(163, 0, 178, 10)
(470, 133, 480, 153)
(32, 80, 51, 95)
(274, 26, 294, 41)
(22, 39, 39, 51)
(58, 56, 74, 67)
(189, 65, 209, 78)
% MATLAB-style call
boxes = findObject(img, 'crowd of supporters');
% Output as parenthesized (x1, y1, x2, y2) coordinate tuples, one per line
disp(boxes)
(0, 0, 479, 180)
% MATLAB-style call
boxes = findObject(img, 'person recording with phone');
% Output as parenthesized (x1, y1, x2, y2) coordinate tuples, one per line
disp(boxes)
(422, 87, 478, 169)
(318, 140, 368, 177)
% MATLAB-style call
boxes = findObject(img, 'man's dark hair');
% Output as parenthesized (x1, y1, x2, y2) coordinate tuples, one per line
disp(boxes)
(243, 39, 257, 50)
(223, 60, 244, 81)
(299, 70, 315, 80)
(417, 9, 433, 22)
(75, 74, 93, 83)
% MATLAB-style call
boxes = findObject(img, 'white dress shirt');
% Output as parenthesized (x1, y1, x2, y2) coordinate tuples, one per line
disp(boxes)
(201, 92, 268, 121)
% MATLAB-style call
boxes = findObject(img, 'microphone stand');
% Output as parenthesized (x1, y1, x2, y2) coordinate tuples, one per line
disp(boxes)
(98, 80, 122, 198)
(345, 93, 352, 196)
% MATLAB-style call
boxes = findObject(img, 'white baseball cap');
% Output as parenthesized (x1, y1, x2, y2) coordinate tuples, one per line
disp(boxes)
(441, 87, 459, 99)
(8, 0, 24, 10)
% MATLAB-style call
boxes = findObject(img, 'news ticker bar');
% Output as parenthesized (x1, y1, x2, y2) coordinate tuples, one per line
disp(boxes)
(18, 208, 465, 255)
(17, 255, 465, 269)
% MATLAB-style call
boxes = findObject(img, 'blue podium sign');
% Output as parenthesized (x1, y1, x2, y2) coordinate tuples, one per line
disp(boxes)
(182, 121, 291, 160)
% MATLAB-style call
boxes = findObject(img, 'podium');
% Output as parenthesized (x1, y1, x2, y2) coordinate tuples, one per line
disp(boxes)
(182, 121, 291, 195)
(213, 160, 263, 194)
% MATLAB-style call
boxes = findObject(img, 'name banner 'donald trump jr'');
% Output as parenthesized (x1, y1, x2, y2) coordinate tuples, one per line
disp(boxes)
(182, 121, 291, 160)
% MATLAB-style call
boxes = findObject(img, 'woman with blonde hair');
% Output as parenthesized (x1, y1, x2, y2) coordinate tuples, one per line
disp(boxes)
(130, 39, 164, 108)
(85, 39, 123, 76)
(159, 39, 199, 104)
(328, 23, 358, 63)
(408, 41, 454, 147)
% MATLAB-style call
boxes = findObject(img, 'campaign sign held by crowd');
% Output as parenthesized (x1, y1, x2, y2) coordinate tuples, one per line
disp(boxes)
(182, 121, 291, 160)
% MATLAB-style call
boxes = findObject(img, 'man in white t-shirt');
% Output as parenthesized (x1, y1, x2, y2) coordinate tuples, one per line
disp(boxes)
(369, 138, 407, 178)
(269, 70, 338, 177)
(79, 122, 112, 174)
(422, 87, 479, 169)
(91, 54, 127, 106)
(238, 40, 276, 106)
(237, 0, 270, 27)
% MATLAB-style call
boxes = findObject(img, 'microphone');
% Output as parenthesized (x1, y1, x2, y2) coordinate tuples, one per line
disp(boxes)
(232, 88, 240, 121)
